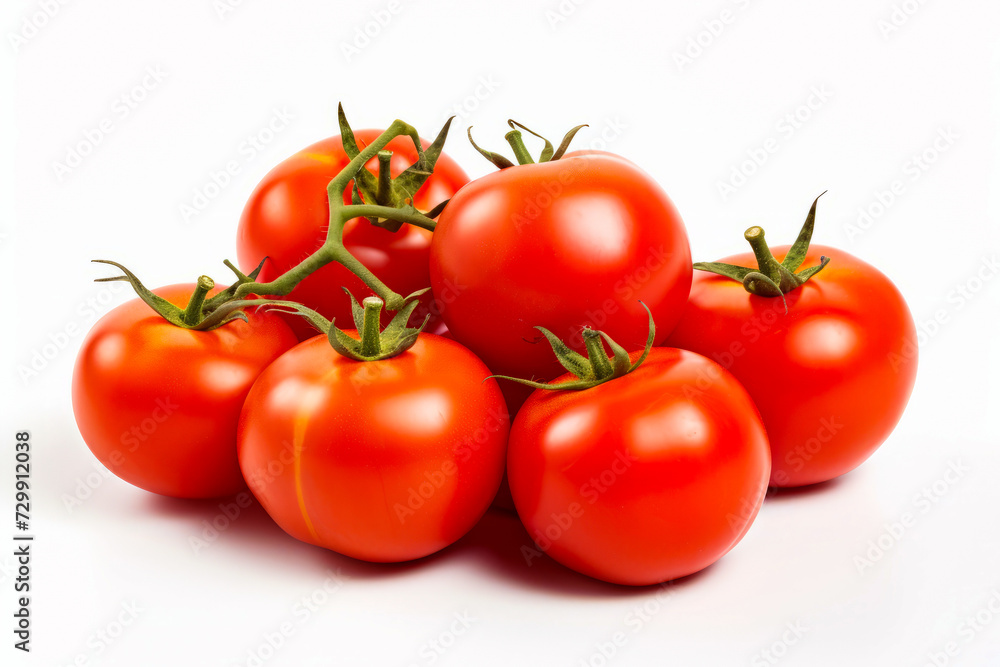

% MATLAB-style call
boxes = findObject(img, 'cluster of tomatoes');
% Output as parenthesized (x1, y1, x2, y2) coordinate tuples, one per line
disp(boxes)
(72, 111, 918, 586)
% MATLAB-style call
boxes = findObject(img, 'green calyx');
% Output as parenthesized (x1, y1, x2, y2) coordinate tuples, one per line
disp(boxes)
(270, 288, 429, 362)
(490, 303, 656, 391)
(468, 120, 588, 170)
(693, 193, 832, 312)
(92, 258, 298, 330)
(339, 104, 454, 231)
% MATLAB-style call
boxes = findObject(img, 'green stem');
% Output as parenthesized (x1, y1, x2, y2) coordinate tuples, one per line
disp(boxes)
(505, 130, 534, 165)
(359, 297, 384, 356)
(223, 259, 249, 282)
(325, 119, 423, 245)
(234, 245, 336, 299)
(376, 151, 393, 205)
(183, 276, 215, 325)
(98, 117, 451, 333)
(583, 330, 613, 380)
(330, 246, 403, 310)
(231, 203, 433, 310)
(744, 227, 783, 281)
(232, 120, 436, 309)
(346, 205, 437, 232)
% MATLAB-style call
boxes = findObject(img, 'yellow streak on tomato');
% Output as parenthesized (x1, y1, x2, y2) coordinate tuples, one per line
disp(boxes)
(302, 152, 337, 165)
(292, 407, 320, 542)
(291, 371, 339, 543)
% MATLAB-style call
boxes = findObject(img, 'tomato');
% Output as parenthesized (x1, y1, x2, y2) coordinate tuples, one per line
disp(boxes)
(237, 131, 469, 340)
(237, 333, 509, 563)
(664, 244, 918, 487)
(429, 152, 691, 403)
(72, 284, 298, 499)
(507, 348, 770, 586)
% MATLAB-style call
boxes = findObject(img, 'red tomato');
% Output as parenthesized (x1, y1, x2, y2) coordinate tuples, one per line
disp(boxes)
(507, 348, 770, 586)
(237, 131, 469, 340)
(429, 152, 691, 396)
(665, 245, 918, 487)
(237, 333, 509, 563)
(72, 285, 297, 498)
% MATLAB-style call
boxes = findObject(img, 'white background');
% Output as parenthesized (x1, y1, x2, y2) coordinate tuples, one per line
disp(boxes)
(3, 0, 1000, 665)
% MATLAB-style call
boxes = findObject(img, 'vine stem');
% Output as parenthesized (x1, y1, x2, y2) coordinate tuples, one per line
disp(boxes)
(232, 120, 438, 311)
(582, 330, 612, 380)
(504, 130, 534, 165)
(183, 276, 215, 325)
(359, 297, 384, 356)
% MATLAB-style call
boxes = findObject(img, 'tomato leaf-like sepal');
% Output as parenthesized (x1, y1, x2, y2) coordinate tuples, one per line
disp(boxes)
(467, 127, 515, 170)
(468, 121, 590, 170)
(550, 124, 589, 161)
(92, 258, 281, 331)
(269, 290, 427, 362)
(507, 121, 554, 162)
(489, 302, 656, 392)
(338, 103, 454, 227)
(395, 116, 453, 195)
(536, 328, 591, 379)
(92, 259, 188, 325)
(201, 258, 267, 315)
(694, 193, 832, 305)
(780, 192, 821, 270)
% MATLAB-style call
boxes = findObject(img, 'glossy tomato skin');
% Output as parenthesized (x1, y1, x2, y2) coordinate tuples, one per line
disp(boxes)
(429, 153, 691, 389)
(72, 285, 298, 498)
(237, 131, 469, 340)
(508, 348, 770, 586)
(237, 333, 509, 563)
(664, 245, 918, 487)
